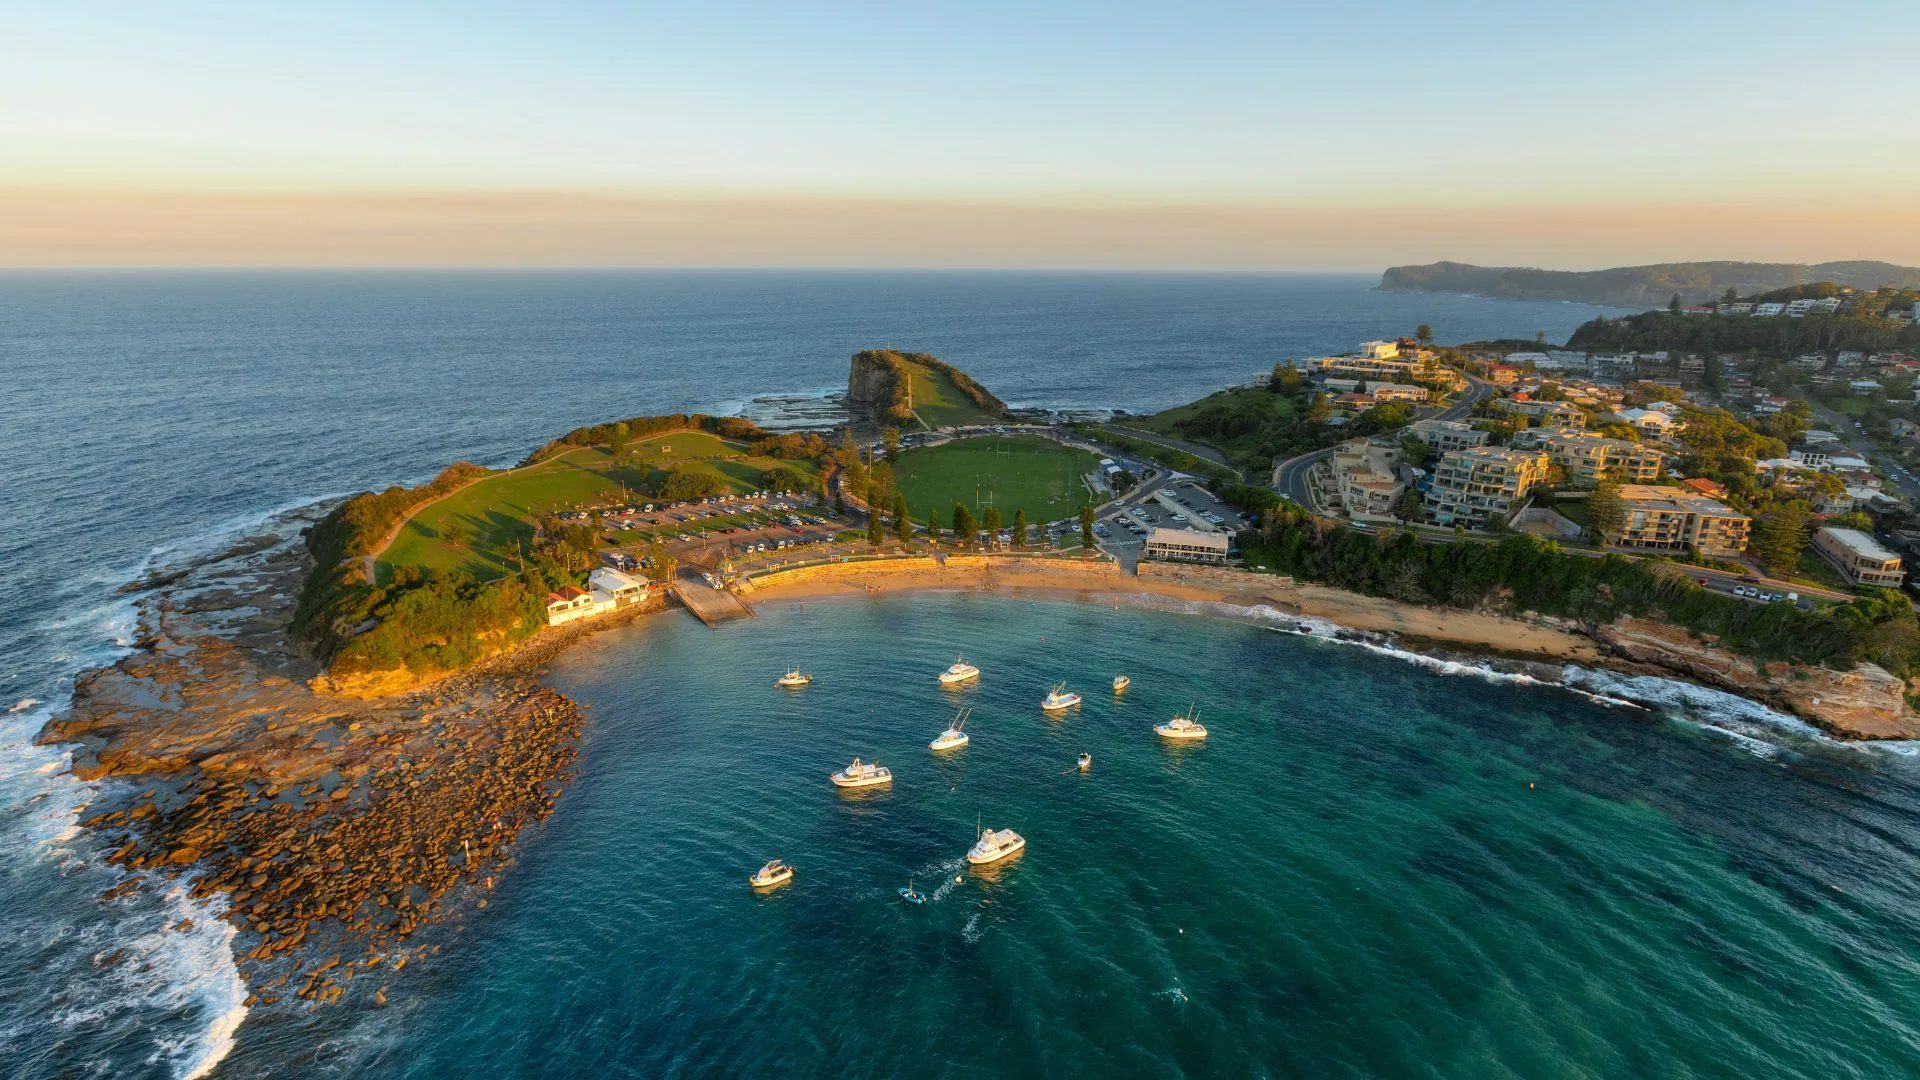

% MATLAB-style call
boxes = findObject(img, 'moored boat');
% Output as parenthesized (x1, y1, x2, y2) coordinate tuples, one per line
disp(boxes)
(898, 876, 925, 904)
(749, 859, 794, 888)
(1154, 705, 1208, 741)
(930, 708, 971, 752)
(775, 668, 813, 689)
(1112, 674, 1130, 694)
(1077, 752, 1091, 771)
(967, 824, 1026, 866)
(937, 656, 981, 686)
(1040, 683, 1081, 712)
(830, 757, 893, 788)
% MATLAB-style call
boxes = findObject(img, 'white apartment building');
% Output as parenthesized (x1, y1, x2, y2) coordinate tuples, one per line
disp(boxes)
(1813, 527, 1905, 587)
(1425, 447, 1550, 528)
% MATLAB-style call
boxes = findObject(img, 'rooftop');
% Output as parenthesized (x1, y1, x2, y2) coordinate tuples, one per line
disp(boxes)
(1820, 526, 1897, 562)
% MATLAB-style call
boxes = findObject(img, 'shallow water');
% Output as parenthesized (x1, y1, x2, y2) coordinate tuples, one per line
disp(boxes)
(224, 593, 1920, 1079)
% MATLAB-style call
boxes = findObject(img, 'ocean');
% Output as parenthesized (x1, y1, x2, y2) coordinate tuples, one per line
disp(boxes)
(10, 271, 1917, 1079)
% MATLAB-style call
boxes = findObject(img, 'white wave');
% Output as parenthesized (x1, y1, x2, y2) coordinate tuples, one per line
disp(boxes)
(961, 912, 983, 945)
(8, 698, 39, 713)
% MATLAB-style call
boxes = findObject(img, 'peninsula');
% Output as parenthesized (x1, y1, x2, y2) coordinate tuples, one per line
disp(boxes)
(1380, 260, 1920, 309)
(40, 342, 1920, 1021)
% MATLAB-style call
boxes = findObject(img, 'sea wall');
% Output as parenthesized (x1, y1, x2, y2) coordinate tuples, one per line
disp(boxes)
(744, 553, 1123, 592)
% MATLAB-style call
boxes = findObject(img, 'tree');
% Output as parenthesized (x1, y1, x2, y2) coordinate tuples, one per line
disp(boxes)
(1722, 286, 1739, 305)
(952, 503, 977, 546)
(1416, 324, 1433, 345)
(439, 518, 469, 547)
(926, 507, 942, 542)
(892, 492, 911, 543)
(609, 422, 630, 459)
(1669, 293, 1683, 314)
(644, 538, 677, 582)
(883, 427, 902, 463)
(1306, 393, 1332, 425)
(983, 507, 1003, 536)
(1752, 501, 1812, 575)
(867, 510, 885, 546)
(1079, 505, 1096, 549)
(1587, 481, 1625, 542)
(1393, 488, 1425, 523)
(1012, 508, 1029, 547)
(760, 466, 804, 492)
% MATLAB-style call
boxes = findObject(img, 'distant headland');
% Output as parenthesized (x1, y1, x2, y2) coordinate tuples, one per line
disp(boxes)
(1380, 260, 1920, 309)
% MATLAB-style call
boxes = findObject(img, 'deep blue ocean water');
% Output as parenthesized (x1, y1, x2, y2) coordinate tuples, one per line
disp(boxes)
(11, 271, 1919, 1078)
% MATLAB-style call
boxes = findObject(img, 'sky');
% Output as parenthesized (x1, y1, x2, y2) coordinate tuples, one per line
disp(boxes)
(2, 0, 1916, 269)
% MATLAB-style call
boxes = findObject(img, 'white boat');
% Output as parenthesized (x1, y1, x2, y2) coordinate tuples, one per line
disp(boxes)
(1040, 683, 1081, 712)
(1077, 752, 1091, 771)
(930, 708, 971, 751)
(1112, 674, 1130, 694)
(749, 859, 794, 888)
(775, 668, 813, 689)
(967, 823, 1026, 866)
(937, 656, 981, 686)
(830, 757, 893, 788)
(1154, 705, 1209, 741)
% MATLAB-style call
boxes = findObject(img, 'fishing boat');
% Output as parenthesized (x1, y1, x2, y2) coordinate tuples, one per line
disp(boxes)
(749, 859, 794, 888)
(1077, 752, 1091, 771)
(1040, 683, 1081, 712)
(830, 757, 893, 788)
(967, 822, 1027, 866)
(937, 656, 981, 686)
(1154, 705, 1209, 741)
(775, 668, 813, 689)
(898, 877, 925, 904)
(930, 708, 971, 752)
(1112, 674, 1130, 694)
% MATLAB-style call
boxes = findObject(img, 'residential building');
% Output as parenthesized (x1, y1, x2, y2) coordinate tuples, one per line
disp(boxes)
(1753, 302, 1786, 317)
(1793, 354, 1828, 371)
(1538, 432, 1665, 486)
(1359, 340, 1400, 360)
(1812, 527, 1905, 587)
(1612, 407, 1681, 438)
(1484, 363, 1522, 385)
(1606, 485, 1752, 557)
(1678, 477, 1726, 499)
(1144, 526, 1231, 565)
(1802, 429, 1841, 445)
(1785, 297, 1842, 317)
(1368, 383, 1430, 403)
(1849, 379, 1884, 396)
(1719, 302, 1754, 315)
(1425, 447, 1550, 527)
(588, 566, 650, 607)
(1502, 399, 1588, 430)
(545, 585, 615, 626)
(1408, 419, 1489, 455)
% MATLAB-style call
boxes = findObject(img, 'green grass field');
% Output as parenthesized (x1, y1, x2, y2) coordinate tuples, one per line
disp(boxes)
(901, 362, 1003, 429)
(378, 432, 818, 579)
(1131, 386, 1296, 464)
(892, 434, 1102, 524)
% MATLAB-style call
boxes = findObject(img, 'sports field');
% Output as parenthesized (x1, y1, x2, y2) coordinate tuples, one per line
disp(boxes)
(891, 434, 1102, 524)
(378, 432, 817, 579)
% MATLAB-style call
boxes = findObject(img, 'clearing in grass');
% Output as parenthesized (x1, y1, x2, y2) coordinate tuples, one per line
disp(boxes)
(892, 434, 1103, 526)
(379, 432, 818, 580)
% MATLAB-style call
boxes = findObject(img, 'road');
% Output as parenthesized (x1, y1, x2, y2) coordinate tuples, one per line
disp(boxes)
(1273, 373, 1494, 507)
(1807, 402, 1920, 501)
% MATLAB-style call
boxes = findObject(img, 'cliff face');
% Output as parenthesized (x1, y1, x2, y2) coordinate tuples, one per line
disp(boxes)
(1379, 260, 1920, 309)
(847, 350, 910, 425)
(1592, 617, 1920, 739)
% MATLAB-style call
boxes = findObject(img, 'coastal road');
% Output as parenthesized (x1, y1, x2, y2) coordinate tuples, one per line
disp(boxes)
(1808, 402, 1920, 502)
(1272, 373, 1493, 507)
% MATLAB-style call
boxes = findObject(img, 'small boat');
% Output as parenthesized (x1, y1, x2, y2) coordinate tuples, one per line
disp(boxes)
(1112, 674, 1130, 694)
(775, 668, 813, 689)
(898, 876, 925, 904)
(749, 859, 794, 888)
(1040, 683, 1081, 712)
(1155, 705, 1209, 741)
(967, 822, 1027, 866)
(930, 708, 971, 752)
(1077, 752, 1091, 771)
(830, 757, 893, 788)
(937, 656, 981, 686)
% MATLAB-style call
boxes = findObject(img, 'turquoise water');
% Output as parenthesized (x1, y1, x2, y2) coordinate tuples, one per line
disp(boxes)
(240, 593, 1920, 1079)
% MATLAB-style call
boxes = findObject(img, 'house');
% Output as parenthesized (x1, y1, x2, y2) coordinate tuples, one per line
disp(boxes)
(1424, 447, 1550, 528)
(1538, 432, 1665, 486)
(1753, 303, 1786, 317)
(1783, 297, 1842, 317)
(1605, 485, 1752, 557)
(1502, 399, 1588, 430)
(1368, 383, 1430, 403)
(1678, 477, 1726, 499)
(1836, 350, 1868, 368)
(1719, 302, 1754, 315)
(1789, 449, 1831, 470)
(1342, 472, 1406, 519)
(1359, 340, 1400, 360)
(1408, 419, 1489, 455)
(1484, 363, 1522, 385)
(545, 585, 615, 626)
(1812, 527, 1905, 587)
(1849, 380, 1884, 396)
(1891, 418, 1920, 440)
(1612, 408, 1680, 438)
(1144, 526, 1231, 565)
(588, 566, 649, 607)
(1802, 429, 1841, 445)
(1750, 395, 1793, 414)
(1683, 305, 1715, 317)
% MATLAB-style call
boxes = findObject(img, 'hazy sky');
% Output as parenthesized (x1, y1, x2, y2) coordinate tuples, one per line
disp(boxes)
(4, 1, 1916, 268)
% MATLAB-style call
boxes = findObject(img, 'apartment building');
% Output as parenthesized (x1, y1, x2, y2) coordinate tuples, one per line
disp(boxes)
(1606, 485, 1751, 558)
(1424, 447, 1550, 527)
(1145, 526, 1231, 565)
(1537, 432, 1665, 486)
(1812, 527, 1905, 587)
(1501, 399, 1588, 430)
(1408, 419, 1489, 455)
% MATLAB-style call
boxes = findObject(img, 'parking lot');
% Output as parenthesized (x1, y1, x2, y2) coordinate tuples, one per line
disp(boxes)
(1097, 479, 1250, 545)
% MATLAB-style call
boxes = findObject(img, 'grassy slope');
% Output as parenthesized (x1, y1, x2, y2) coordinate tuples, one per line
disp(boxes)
(1130, 386, 1296, 463)
(379, 432, 816, 579)
(902, 361, 1003, 429)
(892, 434, 1101, 524)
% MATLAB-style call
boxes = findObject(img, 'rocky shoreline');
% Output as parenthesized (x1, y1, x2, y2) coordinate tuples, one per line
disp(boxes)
(38, 507, 660, 1011)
